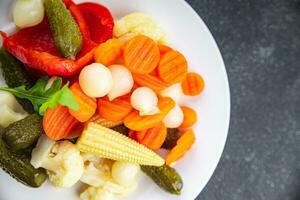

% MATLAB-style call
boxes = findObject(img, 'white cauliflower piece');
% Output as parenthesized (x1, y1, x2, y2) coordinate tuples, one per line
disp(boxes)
(80, 152, 113, 187)
(80, 181, 138, 200)
(0, 105, 27, 128)
(0, 91, 27, 127)
(114, 12, 168, 44)
(33, 140, 84, 188)
(80, 186, 115, 200)
(31, 134, 56, 168)
(111, 161, 141, 187)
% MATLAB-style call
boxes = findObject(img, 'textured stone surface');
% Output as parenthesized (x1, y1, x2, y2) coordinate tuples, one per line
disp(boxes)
(184, 0, 300, 199)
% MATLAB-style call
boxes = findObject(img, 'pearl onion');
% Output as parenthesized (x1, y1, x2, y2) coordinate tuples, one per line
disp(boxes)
(131, 87, 159, 116)
(160, 83, 185, 103)
(13, 0, 44, 28)
(108, 65, 134, 100)
(163, 104, 184, 128)
(79, 63, 113, 98)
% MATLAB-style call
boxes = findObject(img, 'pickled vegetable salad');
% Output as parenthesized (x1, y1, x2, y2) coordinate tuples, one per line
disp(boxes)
(0, 0, 205, 199)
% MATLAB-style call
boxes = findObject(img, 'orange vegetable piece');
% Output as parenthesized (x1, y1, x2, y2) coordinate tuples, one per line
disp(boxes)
(69, 82, 97, 122)
(132, 73, 170, 93)
(158, 44, 172, 55)
(43, 105, 79, 140)
(158, 50, 188, 83)
(179, 106, 198, 129)
(98, 96, 133, 122)
(76, 48, 96, 68)
(181, 72, 205, 96)
(136, 123, 167, 150)
(165, 129, 196, 165)
(94, 38, 122, 66)
(124, 97, 175, 131)
(124, 35, 160, 74)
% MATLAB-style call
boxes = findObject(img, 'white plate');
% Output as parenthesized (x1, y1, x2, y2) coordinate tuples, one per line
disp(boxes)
(0, 0, 230, 199)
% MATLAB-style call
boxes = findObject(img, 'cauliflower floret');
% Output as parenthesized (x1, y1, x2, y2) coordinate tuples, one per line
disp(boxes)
(80, 181, 138, 200)
(0, 91, 27, 128)
(111, 161, 141, 187)
(114, 12, 168, 44)
(31, 139, 84, 188)
(80, 186, 115, 200)
(80, 156, 140, 200)
(80, 152, 113, 187)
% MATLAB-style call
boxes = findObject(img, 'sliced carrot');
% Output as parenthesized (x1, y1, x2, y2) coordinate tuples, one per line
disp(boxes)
(94, 38, 122, 66)
(179, 106, 198, 129)
(158, 50, 188, 83)
(132, 73, 170, 93)
(181, 72, 205, 96)
(75, 48, 96, 68)
(150, 68, 159, 76)
(69, 82, 97, 122)
(158, 44, 172, 55)
(98, 96, 133, 122)
(165, 129, 196, 165)
(43, 105, 79, 140)
(124, 35, 160, 74)
(136, 123, 167, 150)
(124, 97, 175, 131)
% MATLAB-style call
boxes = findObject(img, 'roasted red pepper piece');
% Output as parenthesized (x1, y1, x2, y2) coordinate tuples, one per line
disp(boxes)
(78, 3, 114, 44)
(0, 19, 92, 76)
(65, 1, 97, 57)
(0, 2, 114, 76)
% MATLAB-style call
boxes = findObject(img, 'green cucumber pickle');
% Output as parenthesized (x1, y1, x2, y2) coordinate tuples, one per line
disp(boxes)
(44, 0, 83, 59)
(0, 48, 35, 113)
(141, 164, 183, 195)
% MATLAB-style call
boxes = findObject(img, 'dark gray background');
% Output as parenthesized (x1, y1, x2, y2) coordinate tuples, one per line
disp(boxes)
(184, 0, 300, 200)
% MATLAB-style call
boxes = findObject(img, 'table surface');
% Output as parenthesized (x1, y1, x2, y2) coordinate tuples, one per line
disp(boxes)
(185, 0, 300, 200)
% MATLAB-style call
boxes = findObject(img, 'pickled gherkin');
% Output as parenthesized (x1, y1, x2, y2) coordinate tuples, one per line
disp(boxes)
(0, 133, 47, 187)
(2, 114, 44, 151)
(141, 164, 183, 195)
(0, 48, 35, 113)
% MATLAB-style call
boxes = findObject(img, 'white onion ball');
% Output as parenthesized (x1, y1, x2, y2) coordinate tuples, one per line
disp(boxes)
(108, 65, 134, 100)
(79, 63, 113, 98)
(13, 0, 44, 28)
(163, 104, 184, 128)
(131, 87, 159, 116)
(160, 83, 185, 104)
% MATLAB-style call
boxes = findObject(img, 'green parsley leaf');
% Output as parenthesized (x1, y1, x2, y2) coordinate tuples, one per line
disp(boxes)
(0, 76, 78, 115)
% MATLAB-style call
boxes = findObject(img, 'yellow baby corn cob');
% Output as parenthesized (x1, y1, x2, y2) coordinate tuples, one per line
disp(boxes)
(87, 115, 122, 128)
(77, 123, 165, 166)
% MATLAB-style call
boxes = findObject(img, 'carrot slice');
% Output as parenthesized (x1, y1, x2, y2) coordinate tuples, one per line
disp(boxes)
(98, 96, 133, 122)
(132, 73, 170, 93)
(158, 44, 172, 55)
(124, 35, 160, 74)
(158, 50, 188, 83)
(75, 48, 96, 68)
(165, 129, 196, 165)
(181, 72, 205, 96)
(179, 106, 198, 129)
(69, 82, 97, 122)
(43, 105, 79, 140)
(94, 38, 122, 66)
(124, 97, 175, 131)
(136, 123, 167, 150)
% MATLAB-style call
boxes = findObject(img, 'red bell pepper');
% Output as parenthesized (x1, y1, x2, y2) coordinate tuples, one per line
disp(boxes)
(65, 1, 97, 57)
(0, 19, 91, 76)
(78, 3, 114, 44)
(0, 2, 114, 76)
